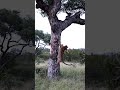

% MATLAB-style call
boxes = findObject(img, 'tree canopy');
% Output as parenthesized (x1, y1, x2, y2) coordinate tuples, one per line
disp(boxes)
(0, 9, 35, 69)
(35, 30, 51, 56)
(36, 0, 85, 29)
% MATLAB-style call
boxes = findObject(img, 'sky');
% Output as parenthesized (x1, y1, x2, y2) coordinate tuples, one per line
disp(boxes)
(1, 0, 119, 54)
(35, 9, 85, 49)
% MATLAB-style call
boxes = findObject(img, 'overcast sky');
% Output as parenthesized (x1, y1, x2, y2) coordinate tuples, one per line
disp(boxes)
(1, 0, 120, 54)
(35, 9, 85, 49)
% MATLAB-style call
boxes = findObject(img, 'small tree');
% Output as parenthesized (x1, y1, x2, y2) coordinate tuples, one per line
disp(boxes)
(35, 30, 50, 56)
(36, 0, 85, 79)
(0, 9, 35, 70)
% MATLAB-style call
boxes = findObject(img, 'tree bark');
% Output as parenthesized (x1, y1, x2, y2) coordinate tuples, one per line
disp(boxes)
(47, 30, 61, 80)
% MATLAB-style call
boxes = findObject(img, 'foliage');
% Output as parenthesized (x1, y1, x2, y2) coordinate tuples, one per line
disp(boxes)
(0, 52, 34, 89)
(61, 0, 85, 13)
(35, 62, 85, 90)
(0, 8, 35, 62)
(36, 48, 85, 64)
(63, 49, 85, 64)
(35, 48, 50, 64)
(0, 9, 22, 36)
(86, 52, 120, 89)
(35, 30, 50, 44)
(35, 30, 50, 57)
(37, 0, 85, 16)
(35, 30, 44, 42)
(18, 16, 35, 44)
(0, 9, 34, 89)
(0, 9, 34, 42)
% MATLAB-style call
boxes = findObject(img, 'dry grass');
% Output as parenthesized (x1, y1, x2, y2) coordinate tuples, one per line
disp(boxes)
(35, 61, 85, 90)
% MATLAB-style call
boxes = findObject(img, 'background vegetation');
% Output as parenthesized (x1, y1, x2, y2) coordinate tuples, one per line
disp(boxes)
(86, 52, 120, 89)
(0, 9, 34, 90)
(35, 38, 85, 90)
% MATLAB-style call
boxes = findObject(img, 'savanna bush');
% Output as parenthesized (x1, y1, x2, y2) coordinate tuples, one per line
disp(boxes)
(63, 49, 85, 64)
(0, 52, 34, 89)
(86, 52, 120, 88)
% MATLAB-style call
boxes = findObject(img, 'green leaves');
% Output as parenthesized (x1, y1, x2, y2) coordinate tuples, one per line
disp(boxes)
(43, 33, 51, 44)
(63, 49, 85, 64)
(35, 30, 51, 45)
(36, 0, 85, 16)
(0, 9, 22, 30)
(62, 0, 85, 13)
(35, 30, 44, 41)
(0, 9, 35, 44)
(18, 16, 35, 44)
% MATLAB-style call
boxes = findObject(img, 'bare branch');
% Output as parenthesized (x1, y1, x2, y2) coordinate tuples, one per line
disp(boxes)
(9, 43, 30, 48)
(0, 25, 13, 55)
(9, 38, 22, 43)
(35, 40, 46, 50)
(73, 18, 85, 25)
(7, 32, 12, 49)
(0, 34, 6, 53)
(35, 43, 46, 56)
(2, 32, 14, 56)
(36, 0, 49, 13)
(35, 40, 40, 50)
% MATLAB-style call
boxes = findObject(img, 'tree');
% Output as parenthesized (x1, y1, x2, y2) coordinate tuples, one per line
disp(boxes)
(36, 0, 85, 79)
(35, 30, 50, 56)
(0, 9, 35, 70)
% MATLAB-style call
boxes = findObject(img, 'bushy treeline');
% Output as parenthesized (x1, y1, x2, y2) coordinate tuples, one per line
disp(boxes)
(63, 49, 85, 64)
(36, 48, 85, 64)
(35, 48, 50, 63)
(86, 52, 120, 88)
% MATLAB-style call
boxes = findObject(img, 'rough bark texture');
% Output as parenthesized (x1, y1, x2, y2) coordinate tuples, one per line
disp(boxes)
(48, 58, 60, 80)
(47, 30, 61, 79)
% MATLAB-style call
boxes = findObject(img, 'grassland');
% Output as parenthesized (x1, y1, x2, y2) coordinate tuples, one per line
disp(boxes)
(35, 61, 85, 90)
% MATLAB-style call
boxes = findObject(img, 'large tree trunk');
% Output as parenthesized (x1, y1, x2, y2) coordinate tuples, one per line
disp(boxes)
(47, 30, 61, 80)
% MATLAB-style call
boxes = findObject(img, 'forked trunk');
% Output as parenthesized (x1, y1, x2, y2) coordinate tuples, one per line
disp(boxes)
(47, 31, 61, 80)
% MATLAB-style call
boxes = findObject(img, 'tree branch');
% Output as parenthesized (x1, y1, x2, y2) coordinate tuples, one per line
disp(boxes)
(47, 0, 62, 30)
(36, 0, 49, 13)
(6, 32, 12, 49)
(73, 18, 85, 25)
(0, 25, 13, 56)
(77, 0, 85, 11)
(12, 45, 26, 59)
(9, 43, 30, 48)
(9, 38, 21, 43)
(35, 40, 40, 50)
(0, 34, 6, 53)
(50, 0, 61, 16)
(35, 43, 46, 56)
(60, 11, 85, 31)
(0, 45, 26, 71)
(1, 32, 15, 57)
